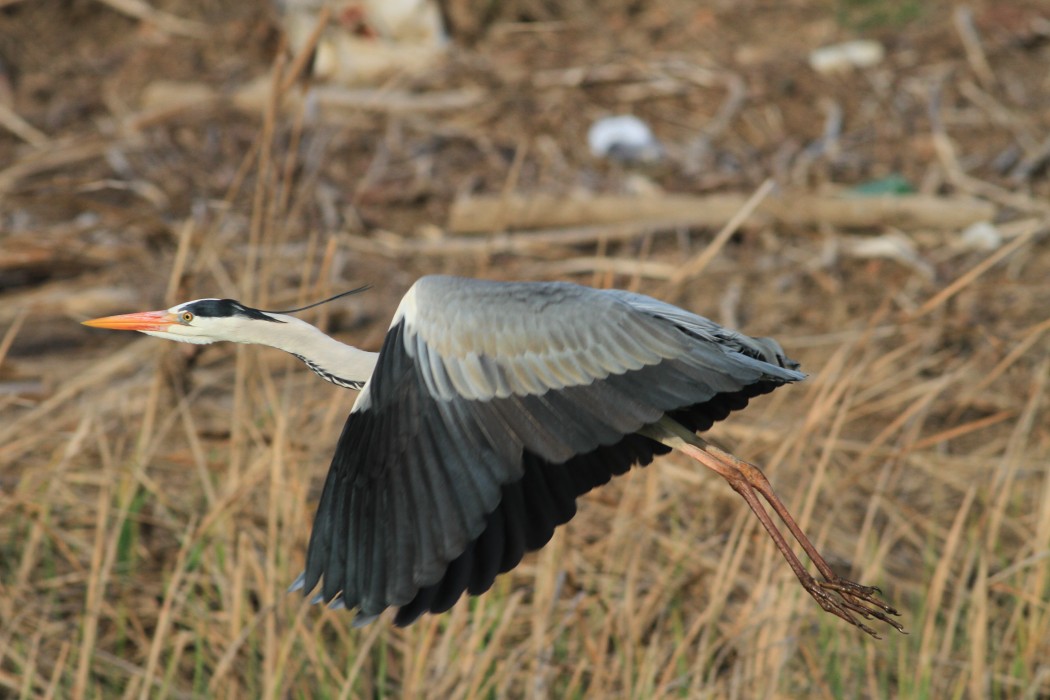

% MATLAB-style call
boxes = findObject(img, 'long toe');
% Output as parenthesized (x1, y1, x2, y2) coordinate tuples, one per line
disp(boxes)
(801, 574, 905, 638)
(816, 577, 906, 635)
(818, 579, 902, 616)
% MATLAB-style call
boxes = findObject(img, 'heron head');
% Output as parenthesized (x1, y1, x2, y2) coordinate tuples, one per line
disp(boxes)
(82, 298, 284, 345)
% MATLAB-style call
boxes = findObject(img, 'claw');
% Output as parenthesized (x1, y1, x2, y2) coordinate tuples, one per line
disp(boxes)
(803, 574, 906, 637)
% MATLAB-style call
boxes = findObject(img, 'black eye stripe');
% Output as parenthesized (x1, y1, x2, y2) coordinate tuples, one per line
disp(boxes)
(181, 299, 284, 322)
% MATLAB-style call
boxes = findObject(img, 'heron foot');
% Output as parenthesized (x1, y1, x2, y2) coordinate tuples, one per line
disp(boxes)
(802, 575, 905, 638)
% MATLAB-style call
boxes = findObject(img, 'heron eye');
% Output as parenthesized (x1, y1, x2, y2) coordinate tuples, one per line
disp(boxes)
(180, 311, 194, 324)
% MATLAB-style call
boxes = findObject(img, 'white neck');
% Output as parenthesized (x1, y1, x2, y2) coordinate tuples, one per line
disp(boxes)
(240, 313, 379, 390)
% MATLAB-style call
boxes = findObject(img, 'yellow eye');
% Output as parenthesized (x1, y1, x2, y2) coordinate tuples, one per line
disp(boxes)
(180, 311, 194, 324)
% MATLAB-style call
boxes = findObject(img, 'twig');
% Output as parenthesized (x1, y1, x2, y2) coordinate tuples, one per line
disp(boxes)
(1010, 134, 1050, 184)
(953, 6, 996, 89)
(969, 317, 1050, 395)
(681, 71, 746, 175)
(138, 517, 199, 700)
(0, 340, 155, 447)
(95, 0, 209, 38)
(669, 179, 775, 287)
(164, 217, 197, 306)
(0, 103, 48, 146)
(910, 410, 1014, 450)
(911, 220, 1044, 319)
(93, 651, 195, 700)
(929, 80, 1049, 215)
(928, 77, 964, 179)
(0, 307, 27, 370)
(702, 72, 746, 139)
(957, 79, 1028, 133)
(279, 6, 332, 94)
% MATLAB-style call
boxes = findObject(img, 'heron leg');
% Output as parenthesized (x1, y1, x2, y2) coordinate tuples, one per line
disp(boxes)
(640, 418, 903, 637)
(702, 443, 846, 580)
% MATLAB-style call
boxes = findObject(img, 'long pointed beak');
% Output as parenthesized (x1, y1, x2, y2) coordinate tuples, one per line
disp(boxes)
(82, 310, 177, 332)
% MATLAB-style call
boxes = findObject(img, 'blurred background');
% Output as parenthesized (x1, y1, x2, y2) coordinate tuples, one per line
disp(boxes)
(1, 0, 1048, 697)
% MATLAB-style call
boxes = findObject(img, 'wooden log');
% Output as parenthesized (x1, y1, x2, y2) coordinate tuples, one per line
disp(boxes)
(447, 192, 997, 234)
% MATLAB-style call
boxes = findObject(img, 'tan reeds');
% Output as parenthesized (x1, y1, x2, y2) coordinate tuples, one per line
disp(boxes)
(2, 1, 1050, 697)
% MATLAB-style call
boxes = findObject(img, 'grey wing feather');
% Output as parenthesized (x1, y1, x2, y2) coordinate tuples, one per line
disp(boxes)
(605, 289, 803, 373)
(298, 276, 804, 621)
(399, 276, 800, 401)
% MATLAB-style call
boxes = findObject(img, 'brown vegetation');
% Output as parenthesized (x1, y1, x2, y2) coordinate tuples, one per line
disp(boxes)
(1, 0, 1049, 697)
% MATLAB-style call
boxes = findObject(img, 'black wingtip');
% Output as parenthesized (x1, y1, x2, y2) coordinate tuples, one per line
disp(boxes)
(352, 611, 378, 627)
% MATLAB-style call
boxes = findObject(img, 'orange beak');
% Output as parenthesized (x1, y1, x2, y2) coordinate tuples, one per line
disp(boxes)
(82, 310, 177, 332)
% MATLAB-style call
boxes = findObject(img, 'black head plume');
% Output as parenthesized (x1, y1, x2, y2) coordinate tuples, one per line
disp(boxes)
(262, 285, 372, 315)
(181, 285, 370, 322)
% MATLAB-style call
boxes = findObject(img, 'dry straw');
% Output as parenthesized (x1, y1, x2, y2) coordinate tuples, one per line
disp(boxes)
(2, 2, 1050, 698)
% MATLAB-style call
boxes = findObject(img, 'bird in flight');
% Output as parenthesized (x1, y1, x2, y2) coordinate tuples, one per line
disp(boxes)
(83, 275, 902, 637)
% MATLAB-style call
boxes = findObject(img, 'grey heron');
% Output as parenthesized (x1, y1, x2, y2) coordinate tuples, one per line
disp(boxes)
(83, 275, 902, 637)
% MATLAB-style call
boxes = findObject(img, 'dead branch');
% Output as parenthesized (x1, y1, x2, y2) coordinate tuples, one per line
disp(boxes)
(341, 221, 686, 258)
(132, 79, 485, 128)
(448, 191, 997, 234)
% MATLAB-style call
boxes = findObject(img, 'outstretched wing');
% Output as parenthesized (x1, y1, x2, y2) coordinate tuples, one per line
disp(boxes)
(297, 276, 803, 622)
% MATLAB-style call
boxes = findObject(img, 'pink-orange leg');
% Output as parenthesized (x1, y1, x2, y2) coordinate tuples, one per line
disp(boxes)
(644, 421, 904, 638)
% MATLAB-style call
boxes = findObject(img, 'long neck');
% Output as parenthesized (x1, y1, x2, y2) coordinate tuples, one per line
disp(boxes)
(245, 314, 379, 390)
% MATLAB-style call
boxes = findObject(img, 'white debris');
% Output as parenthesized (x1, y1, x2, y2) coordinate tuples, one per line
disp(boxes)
(959, 221, 1002, 251)
(841, 230, 934, 279)
(623, 173, 663, 196)
(808, 40, 885, 74)
(278, 0, 448, 86)
(587, 115, 663, 163)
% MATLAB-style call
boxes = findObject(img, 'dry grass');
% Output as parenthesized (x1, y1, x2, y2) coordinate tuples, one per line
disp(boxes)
(2, 0, 1050, 697)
